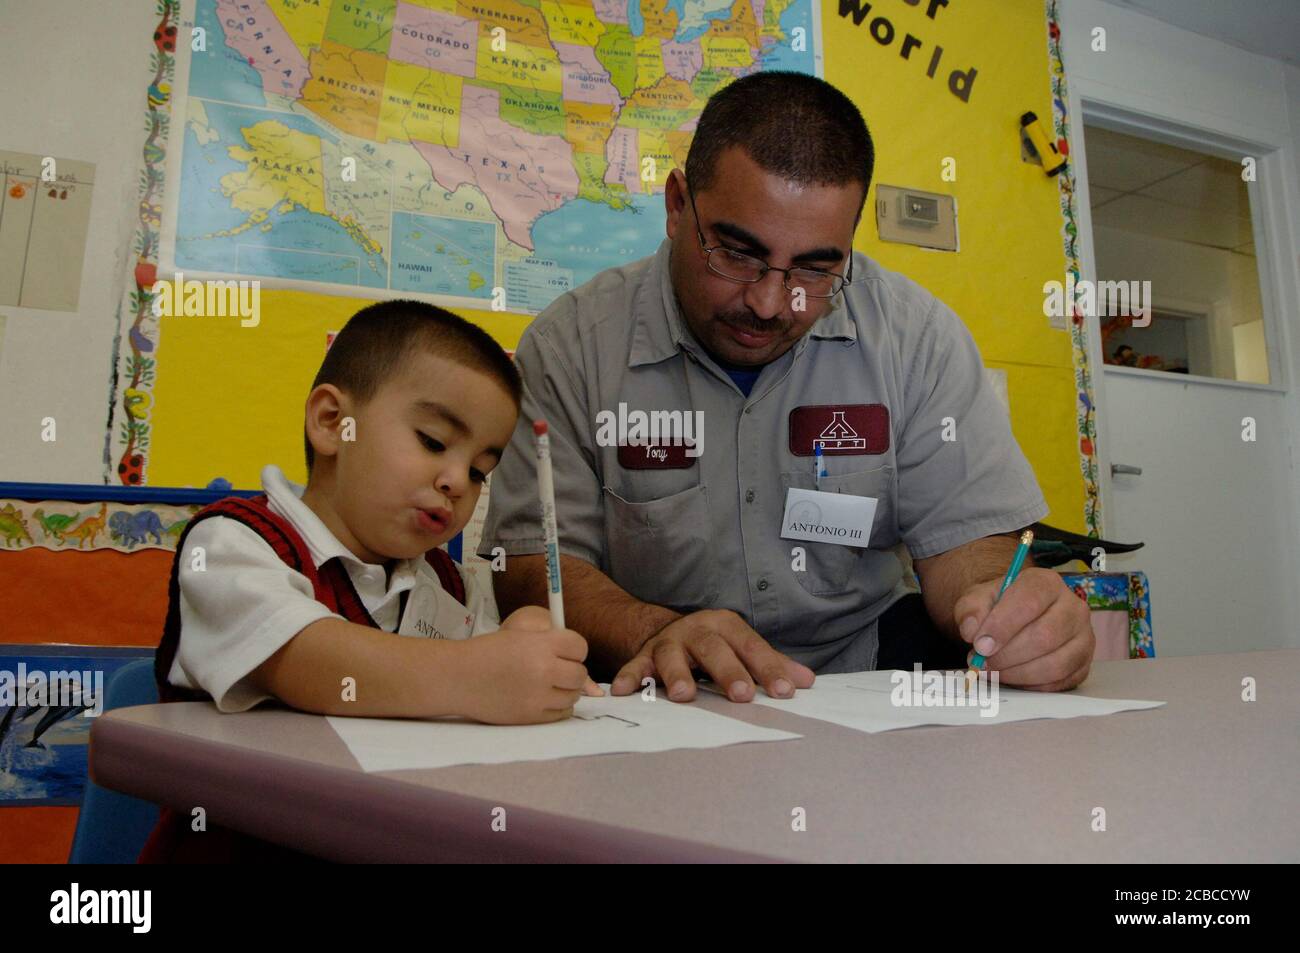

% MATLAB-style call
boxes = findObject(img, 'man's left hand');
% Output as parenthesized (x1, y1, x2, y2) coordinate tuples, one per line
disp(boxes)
(952, 568, 1095, 691)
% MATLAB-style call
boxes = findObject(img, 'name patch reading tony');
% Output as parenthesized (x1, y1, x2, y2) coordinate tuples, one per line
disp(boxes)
(617, 441, 698, 469)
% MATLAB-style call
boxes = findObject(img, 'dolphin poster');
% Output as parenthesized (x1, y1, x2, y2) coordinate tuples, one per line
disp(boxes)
(0, 646, 153, 806)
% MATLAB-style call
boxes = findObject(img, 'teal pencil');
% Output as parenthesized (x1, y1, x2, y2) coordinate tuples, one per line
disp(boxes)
(967, 529, 1034, 677)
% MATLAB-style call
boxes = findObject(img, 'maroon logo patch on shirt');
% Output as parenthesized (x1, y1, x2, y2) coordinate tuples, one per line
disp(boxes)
(789, 404, 890, 456)
(617, 441, 699, 469)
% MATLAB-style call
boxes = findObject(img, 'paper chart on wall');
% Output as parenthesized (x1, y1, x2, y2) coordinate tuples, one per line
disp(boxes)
(0, 150, 95, 311)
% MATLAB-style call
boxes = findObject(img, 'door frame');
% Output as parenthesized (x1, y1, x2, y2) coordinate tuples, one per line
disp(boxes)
(1059, 34, 1300, 537)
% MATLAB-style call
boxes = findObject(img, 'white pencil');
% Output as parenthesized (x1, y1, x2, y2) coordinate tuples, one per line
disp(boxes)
(535, 420, 603, 698)
(534, 420, 565, 630)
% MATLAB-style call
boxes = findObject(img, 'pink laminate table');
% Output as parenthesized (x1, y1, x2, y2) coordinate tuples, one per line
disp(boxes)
(90, 650, 1300, 862)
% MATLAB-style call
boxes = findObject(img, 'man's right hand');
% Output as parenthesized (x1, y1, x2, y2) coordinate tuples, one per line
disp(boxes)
(609, 610, 815, 703)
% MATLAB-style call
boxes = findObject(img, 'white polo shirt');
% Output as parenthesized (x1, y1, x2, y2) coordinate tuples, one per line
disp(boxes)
(168, 464, 499, 712)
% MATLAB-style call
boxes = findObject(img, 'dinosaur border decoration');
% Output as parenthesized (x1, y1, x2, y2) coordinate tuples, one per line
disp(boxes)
(0, 498, 197, 553)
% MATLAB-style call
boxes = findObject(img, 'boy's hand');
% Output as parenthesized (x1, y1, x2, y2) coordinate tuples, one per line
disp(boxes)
(457, 607, 598, 724)
(501, 606, 604, 697)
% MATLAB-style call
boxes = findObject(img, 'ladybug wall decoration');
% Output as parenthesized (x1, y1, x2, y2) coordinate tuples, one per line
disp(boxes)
(154, 8, 177, 54)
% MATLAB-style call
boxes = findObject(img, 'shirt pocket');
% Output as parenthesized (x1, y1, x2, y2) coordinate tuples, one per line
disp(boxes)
(601, 483, 719, 611)
(779, 466, 895, 596)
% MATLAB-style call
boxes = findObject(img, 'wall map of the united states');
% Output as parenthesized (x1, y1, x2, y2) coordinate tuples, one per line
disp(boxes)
(168, 0, 820, 312)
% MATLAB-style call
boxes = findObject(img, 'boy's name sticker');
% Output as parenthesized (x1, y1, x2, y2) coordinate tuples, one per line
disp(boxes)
(780, 487, 877, 549)
(399, 576, 474, 640)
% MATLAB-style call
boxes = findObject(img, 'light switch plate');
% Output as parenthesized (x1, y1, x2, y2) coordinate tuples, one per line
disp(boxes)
(875, 185, 959, 251)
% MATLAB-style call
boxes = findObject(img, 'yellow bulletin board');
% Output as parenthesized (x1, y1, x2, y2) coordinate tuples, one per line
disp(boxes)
(147, 295, 528, 488)
(823, 0, 1087, 533)
(146, 0, 1093, 534)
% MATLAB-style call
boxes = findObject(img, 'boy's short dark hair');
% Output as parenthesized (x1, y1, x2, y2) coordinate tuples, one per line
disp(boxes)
(684, 72, 874, 206)
(304, 299, 521, 473)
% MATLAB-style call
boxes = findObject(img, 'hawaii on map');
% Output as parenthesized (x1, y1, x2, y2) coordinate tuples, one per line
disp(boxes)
(164, 0, 820, 313)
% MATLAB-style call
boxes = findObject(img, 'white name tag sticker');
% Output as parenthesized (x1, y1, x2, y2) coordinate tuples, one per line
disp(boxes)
(780, 487, 877, 549)
(399, 579, 475, 640)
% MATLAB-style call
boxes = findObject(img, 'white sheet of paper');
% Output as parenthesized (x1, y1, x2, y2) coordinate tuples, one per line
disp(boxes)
(730, 670, 1164, 733)
(328, 687, 801, 772)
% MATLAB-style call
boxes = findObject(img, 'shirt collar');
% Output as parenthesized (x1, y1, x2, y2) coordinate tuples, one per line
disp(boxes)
(260, 465, 416, 591)
(628, 240, 859, 369)
(629, 239, 686, 368)
(807, 281, 859, 342)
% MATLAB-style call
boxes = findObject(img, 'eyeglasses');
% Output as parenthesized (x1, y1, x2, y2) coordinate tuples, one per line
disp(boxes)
(687, 184, 852, 298)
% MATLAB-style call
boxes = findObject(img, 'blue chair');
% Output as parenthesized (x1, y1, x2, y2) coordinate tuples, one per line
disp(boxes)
(68, 658, 160, 864)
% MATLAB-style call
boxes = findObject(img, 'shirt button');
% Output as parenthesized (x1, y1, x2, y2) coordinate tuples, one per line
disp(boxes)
(757, 579, 769, 591)
(745, 489, 755, 503)
(744, 407, 752, 414)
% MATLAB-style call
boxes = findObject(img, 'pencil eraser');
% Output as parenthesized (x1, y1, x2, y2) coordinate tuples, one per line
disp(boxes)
(533, 420, 548, 436)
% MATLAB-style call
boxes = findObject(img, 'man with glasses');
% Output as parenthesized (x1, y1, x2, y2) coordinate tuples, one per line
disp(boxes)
(480, 72, 1095, 702)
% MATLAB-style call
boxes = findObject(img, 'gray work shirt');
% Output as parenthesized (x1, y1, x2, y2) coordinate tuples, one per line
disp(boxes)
(479, 239, 1048, 673)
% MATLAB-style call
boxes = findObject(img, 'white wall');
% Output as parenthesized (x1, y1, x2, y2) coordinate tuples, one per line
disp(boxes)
(0, 0, 157, 483)
(1062, 0, 1300, 655)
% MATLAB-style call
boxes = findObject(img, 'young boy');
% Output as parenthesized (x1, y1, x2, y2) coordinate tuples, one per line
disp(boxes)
(141, 300, 596, 860)
(155, 299, 595, 724)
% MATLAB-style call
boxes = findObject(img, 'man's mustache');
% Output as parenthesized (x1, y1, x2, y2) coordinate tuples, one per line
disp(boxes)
(715, 311, 791, 335)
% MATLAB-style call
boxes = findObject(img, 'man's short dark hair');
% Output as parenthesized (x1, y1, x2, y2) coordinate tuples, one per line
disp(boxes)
(304, 299, 521, 473)
(684, 72, 874, 204)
